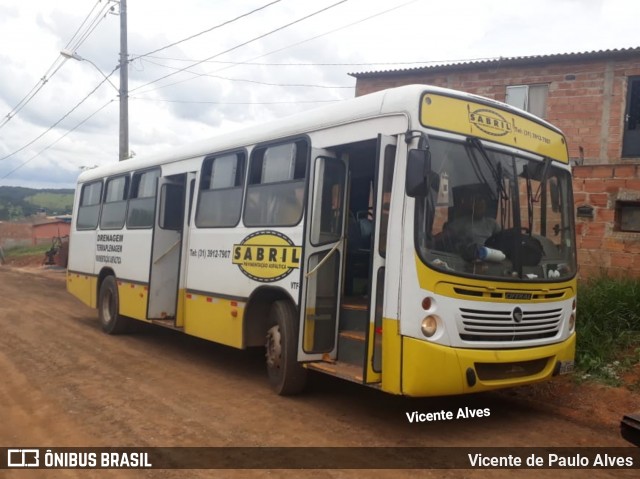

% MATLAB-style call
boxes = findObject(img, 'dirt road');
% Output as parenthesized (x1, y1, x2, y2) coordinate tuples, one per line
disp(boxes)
(0, 266, 637, 479)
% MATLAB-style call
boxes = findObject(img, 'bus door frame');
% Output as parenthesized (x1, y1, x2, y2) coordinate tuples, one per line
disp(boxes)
(297, 149, 348, 361)
(364, 134, 397, 383)
(148, 174, 186, 320)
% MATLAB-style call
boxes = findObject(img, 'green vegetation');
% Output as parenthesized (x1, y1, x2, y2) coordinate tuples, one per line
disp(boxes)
(24, 192, 74, 213)
(0, 186, 74, 220)
(577, 276, 640, 385)
(3, 243, 51, 258)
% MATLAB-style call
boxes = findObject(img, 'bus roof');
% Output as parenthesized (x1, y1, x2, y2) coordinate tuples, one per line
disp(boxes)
(77, 84, 564, 183)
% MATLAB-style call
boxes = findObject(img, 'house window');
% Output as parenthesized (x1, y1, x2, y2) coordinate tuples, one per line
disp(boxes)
(622, 76, 640, 158)
(506, 84, 548, 119)
(616, 200, 640, 232)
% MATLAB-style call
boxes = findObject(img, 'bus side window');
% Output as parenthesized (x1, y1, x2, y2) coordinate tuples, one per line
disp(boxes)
(244, 140, 308, 227)
(77, 180, 103, 230)
(195, 152, 245, 228)
(159, 183, 184, 230)
(127, 169, 160, 229)
(100, 175, 129, 230)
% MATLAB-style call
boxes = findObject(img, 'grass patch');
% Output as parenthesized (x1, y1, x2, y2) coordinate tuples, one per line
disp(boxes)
(577, 276, 640, 385)
(3, 243, 51, 258)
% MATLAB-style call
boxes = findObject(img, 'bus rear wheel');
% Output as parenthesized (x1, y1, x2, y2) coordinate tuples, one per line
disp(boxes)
(265, 300, 307, 395)
(98, 276, 130, 334)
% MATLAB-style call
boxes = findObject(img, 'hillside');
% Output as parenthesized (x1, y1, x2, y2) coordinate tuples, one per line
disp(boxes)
(0, 186, 75, 220)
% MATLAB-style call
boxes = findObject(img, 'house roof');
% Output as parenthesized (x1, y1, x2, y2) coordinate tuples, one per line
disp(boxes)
(349, 47, 640, 78)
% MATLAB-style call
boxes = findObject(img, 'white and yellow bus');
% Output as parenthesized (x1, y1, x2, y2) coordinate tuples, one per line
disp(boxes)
(67, 84, 576, 396)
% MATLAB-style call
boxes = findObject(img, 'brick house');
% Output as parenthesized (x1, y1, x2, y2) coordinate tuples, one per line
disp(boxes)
(350, 47, 640, 277)
(32, 219, 70, 245)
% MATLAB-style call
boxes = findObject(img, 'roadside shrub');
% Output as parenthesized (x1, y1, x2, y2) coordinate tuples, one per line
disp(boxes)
(576, 276, 640, 384)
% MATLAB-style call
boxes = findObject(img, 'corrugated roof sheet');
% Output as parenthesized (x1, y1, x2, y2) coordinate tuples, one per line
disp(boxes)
(349, 47, 640, 78)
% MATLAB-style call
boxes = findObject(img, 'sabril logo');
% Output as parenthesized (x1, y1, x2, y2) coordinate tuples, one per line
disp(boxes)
(469, 108, 512, 137)
(232, 230, 301, 282)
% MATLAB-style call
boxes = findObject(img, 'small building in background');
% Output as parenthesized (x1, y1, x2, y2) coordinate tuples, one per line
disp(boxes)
(32, 218, 71, 245)
(350, 47, 640, 278)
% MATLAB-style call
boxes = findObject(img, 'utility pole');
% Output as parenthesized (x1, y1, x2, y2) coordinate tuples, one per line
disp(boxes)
(119, 0, 129, 161)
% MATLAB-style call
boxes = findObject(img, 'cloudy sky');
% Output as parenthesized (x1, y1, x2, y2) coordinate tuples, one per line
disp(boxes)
(0, 0, 638, 189)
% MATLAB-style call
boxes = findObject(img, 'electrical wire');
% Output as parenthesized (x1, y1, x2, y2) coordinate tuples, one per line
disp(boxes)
(139, 57, 354, 89)
(0, 67, 119, 164)
(0, 0, 115, 130)
(131, 0, 348, 94)
(1, 100, 115, 179)
(67, 1, 114, 54)
(130, 0, 283, 62)
(131, 97, 341, 105)
(132, 0, 417, 96)
(132, 55, 497, 67)
(64, 0, 106, 52)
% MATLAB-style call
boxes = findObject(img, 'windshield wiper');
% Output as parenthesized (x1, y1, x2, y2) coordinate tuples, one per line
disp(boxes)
(533, 157, 552, 202)
(466, 137, 508, 204)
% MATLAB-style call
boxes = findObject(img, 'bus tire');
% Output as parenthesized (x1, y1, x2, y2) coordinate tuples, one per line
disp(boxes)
(265, 300, 307, 395)
(98, 276, 129, 335)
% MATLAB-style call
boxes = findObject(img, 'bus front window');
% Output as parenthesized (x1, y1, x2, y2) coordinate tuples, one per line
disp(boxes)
(415, 137, 576, 281)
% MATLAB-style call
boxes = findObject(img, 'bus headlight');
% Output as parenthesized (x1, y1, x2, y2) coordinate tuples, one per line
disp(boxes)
(569, 298, 576, 333)
(421, 315, 439, 338)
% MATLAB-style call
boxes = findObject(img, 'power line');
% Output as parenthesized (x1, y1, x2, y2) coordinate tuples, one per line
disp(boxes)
(1, 100, 115, 180)
(131, 0, 349, 94)
(132, 0, 417, 96)
(65, 0, 110, 52)
(139, 58, 354, 89)
(67, 1, 114, 54)
(131, 97, 341, 105)
(0, 0, 115, 130)
(222, 0, 421, 70)
(0, 67, 119, 164)
(130, 0, 283, 62)
(135, 55, 499, 67)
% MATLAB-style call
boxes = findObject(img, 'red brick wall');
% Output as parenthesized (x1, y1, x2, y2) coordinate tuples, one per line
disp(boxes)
(32, 222, 70, 245)
(573, 165, 640, 278)
(0, 222, 32, 248)
(355, 56, 640, 163)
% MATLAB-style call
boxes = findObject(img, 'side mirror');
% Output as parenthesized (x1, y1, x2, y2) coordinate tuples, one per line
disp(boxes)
(406, 149, 431, 197)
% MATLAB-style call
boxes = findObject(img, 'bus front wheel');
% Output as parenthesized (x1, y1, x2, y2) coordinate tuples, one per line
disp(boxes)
(265, 300, 307, 395)
(98, 276, 130, 334)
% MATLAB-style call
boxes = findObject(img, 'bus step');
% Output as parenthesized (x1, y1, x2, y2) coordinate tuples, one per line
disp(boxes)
(150, 318, 182, 331)
(339, 298, 368, 332)
(307, 360, 363, 383)
(337, 329, 366, 366)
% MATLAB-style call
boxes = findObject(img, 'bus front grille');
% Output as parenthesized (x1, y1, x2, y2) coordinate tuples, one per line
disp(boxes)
(458, 307, 563, 342)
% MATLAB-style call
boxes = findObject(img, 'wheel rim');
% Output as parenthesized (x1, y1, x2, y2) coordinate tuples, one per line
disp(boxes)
(265, 325, 282, 370)
(101, 289, 114, 323)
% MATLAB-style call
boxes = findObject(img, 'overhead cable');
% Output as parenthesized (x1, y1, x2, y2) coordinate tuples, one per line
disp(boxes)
(130, 0, 283, 62)
(1, 100, 115, 179)
(131, 0, 348, 94)
(0, 0, 114, 130)
(0, 67, 119, 163)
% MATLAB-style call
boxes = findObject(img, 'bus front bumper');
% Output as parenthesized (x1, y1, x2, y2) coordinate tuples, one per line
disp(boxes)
(399, 333, 576, 397)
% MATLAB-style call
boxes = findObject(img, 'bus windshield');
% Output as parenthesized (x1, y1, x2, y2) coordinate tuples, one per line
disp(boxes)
(415, 136, 576, 281)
